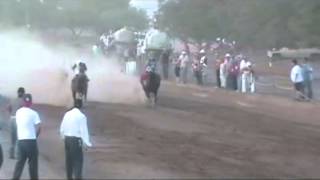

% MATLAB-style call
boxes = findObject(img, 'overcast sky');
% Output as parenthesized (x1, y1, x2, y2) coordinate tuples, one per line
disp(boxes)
(130, 0, 159, 17)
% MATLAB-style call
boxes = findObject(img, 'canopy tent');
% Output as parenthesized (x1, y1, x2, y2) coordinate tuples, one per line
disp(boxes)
(113, 27, 135, 44)
(144, 30, 171, 51)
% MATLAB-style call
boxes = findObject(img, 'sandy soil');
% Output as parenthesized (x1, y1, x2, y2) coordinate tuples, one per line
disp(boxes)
(1, 82, 320, 179)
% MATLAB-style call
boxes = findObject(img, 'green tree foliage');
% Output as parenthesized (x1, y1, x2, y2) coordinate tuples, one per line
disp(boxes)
(158, 0, 320, 48)
(0, 0, 148, 35)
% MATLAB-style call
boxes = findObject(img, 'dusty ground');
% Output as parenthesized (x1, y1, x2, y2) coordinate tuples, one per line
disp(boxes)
(1, 81, 320, 179)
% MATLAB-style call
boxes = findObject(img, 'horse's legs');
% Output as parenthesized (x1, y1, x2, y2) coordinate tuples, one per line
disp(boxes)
(143, 87, 150, 99)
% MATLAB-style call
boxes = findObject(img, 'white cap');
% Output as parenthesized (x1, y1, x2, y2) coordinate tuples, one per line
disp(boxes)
(225, 53, 231, 57)
(200, 49, 205, 54)
(181, 51, 187, 55)
(247, 62, 252, 66)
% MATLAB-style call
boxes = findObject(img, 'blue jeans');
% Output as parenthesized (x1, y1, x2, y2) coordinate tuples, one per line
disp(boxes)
(304, 80, 313, 99)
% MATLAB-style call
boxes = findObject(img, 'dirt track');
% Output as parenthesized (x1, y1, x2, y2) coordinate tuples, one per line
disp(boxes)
(1, 82, 320, 179)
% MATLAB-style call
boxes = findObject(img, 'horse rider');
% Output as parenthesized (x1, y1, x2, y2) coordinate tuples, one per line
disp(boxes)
(141, 66, 153, 88)
(72, 60, 89, 102)
(140, 65, 161, 103)
(72, 60, 88, 78)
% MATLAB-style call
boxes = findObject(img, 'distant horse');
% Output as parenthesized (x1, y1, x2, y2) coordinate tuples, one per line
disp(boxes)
(140, 71, 161, 107)
(71, 73, 89, 105)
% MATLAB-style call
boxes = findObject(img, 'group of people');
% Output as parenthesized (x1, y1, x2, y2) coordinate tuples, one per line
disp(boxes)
(1, 86, 92, 180)
(173, 49, 208, 85)
(216, 53, 255, 93)
(290, 58, 313, 101)
(172, 43, 255, 94)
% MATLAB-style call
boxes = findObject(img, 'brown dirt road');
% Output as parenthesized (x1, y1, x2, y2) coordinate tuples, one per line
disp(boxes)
(1, 82, 320, 179)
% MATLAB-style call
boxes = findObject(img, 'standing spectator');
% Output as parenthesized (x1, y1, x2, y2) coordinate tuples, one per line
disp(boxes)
(240, 58, 249, 93)
(247, 62, 256, 93)
(290, 59, 305, 100)
(227, 56, 239, 91)
(179, 51, 190, 84)
(0, 138, 2, 170)
(173, 54, 181, 84)
(60, 99, 92, 180)
(192, 55, 203, 85)
(13, 94, 41, 180)
(199, 49, 208, 85)
(215, 56, 223, 88)
(160, 50, 170, 80)
(220, 54, 230, 88)
(7, 87, 25, 159)
(224, 54, 237, 90)
(302, 58, 313, 99)
(0, 94, 7, 170)
(241, 62, 256, 93)
(0, 121, 2, 170)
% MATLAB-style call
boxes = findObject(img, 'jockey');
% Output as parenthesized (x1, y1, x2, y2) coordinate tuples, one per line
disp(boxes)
(72, 60, 88, 79)
(147, 58, 157, 72)
(140, 66, 153, 87)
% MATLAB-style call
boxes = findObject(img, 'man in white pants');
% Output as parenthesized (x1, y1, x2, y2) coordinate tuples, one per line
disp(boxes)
(240, 60, 255, 93)
(220, 54, 230, 88)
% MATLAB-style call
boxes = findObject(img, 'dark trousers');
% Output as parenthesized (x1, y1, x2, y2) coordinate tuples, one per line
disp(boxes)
(0, 144, 3, 169)
(162, 63, 169, 80)
(227, 74, 238, 90)
(194, 71, 203, 85)
(304, 81, 313, 99)
(10, 119, 17, 158)
(13, 140, 38, 180)
(216, 69, 221, 87)
(65, 137, 83, 180)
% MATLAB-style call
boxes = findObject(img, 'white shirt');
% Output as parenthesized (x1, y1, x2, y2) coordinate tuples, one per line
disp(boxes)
(220, 60, 227, 76)
(16, 107, 41, 140)
(240, 60, 247, 71)
(179, 55, 189, 68)
(60, 108, 92, 147)
(290, 65, 304, 83)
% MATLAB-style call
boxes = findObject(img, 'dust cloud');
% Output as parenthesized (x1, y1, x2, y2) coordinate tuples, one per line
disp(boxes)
(0, 30, 145, 107)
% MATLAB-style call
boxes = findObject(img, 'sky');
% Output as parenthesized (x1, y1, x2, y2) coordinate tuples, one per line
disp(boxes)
(130, 0, 159, 17)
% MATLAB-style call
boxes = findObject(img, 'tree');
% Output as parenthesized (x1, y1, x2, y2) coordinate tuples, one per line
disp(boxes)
(0, 0, 148, 36)
(158, 0, 320, 48)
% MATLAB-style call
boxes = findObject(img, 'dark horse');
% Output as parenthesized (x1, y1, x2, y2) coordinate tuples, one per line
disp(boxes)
(140, 71, 161, 107)
(71, 73, 89, 105)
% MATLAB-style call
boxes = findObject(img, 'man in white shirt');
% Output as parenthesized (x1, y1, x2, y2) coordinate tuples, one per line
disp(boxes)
(60, 99, 92, 180)
(290, 59, 305, 100)
(220, 54, 231, 88)
(179, 51, 190, 84)
(13, 94, 41, 180)
(239, 58, 248, 92)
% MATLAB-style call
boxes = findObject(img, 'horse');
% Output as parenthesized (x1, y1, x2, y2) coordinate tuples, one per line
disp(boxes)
(71, 73, 89, 106)
(140, 71, 161, 107)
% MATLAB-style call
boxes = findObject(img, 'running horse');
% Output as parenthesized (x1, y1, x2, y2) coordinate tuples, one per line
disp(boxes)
(71, 73, 89, 106)
(140, 69, 161, 107)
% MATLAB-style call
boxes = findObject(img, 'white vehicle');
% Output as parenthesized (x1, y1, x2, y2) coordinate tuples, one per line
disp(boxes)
(268, 48, 320, 61)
